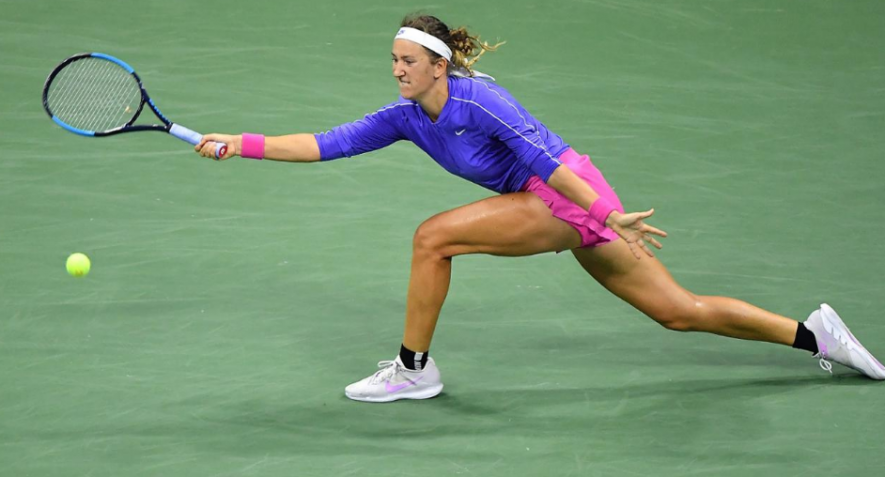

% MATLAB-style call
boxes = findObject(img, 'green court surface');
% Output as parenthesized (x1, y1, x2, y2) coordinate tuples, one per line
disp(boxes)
(2, 0, 884, 475)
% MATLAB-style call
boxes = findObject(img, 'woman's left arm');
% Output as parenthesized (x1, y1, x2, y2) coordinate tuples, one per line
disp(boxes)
(468, 87, 666, 258)
(546, 165, 667, 258)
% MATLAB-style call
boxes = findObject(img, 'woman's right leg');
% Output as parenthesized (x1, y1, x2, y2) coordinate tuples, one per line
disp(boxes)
(402, 192, 581, 353)
(344, 191, 581, 402)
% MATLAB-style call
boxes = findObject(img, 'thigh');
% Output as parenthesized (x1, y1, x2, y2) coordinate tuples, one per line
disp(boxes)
(423, 192, 582, 257)
(572, 238, 696, 319)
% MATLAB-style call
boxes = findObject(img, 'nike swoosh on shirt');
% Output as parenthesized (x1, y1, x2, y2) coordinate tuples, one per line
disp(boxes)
(455, 129, 466, 135)
(385, 376, 424, 393)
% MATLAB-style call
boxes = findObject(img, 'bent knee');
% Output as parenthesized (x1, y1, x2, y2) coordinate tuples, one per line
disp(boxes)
(413, 217, 452, 258)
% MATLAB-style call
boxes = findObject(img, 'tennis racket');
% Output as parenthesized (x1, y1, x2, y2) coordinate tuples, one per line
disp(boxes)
(42, 52, 226, 158)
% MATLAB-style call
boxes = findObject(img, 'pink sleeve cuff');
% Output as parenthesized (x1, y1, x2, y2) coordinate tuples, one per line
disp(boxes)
(240, 133, 265, 160)
(588, 199, 616, 226)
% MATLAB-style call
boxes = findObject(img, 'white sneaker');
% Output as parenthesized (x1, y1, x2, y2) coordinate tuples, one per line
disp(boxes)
(804, 303, 885, 380)
(344, 356, 444, 402)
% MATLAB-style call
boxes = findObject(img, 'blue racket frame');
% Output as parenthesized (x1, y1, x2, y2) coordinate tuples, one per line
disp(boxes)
(42, 52, 225, 157)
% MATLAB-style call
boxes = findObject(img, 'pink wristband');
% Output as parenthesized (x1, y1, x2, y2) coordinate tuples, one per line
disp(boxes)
(240, 133, 265, 160)
(588, 199, 616, 226)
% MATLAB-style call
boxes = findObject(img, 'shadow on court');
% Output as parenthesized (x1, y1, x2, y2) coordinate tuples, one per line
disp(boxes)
(187, 373, 869, 441)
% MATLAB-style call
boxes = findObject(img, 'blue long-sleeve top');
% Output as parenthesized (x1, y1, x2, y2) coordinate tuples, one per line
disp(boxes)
(314, 75, 571, 194)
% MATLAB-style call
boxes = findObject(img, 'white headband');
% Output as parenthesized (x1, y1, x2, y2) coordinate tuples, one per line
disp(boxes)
(395, 27, 452, 61)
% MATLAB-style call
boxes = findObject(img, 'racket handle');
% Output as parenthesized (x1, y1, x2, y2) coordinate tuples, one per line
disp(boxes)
(170, 123, 226, 159)
(214, 142, 228, 158)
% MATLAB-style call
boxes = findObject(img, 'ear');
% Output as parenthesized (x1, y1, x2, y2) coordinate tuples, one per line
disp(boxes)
(433, 58, 448, 79)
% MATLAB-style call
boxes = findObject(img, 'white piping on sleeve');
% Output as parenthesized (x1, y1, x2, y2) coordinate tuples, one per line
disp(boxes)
(371, 102, 421, 116)
(450, 96, 561, 164)
(466, 77, 536, 133)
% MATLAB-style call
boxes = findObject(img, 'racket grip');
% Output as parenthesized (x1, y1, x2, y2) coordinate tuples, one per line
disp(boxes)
(214, 142, 228, 158)
(170, 123, 226, 159)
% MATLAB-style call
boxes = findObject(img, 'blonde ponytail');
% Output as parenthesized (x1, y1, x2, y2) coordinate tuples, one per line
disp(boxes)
(448, 27, 505, 75)
(400, 14, 504, 77)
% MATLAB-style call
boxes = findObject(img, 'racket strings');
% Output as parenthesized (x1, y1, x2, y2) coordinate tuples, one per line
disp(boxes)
(62, 61, 137, 131)
(47, 58, 142, 132)
(52, 62, 132, 131)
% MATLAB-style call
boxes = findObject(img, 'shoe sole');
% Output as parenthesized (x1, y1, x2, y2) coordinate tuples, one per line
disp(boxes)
(345, 384, 444, 403)
(821, 304, 885, 380)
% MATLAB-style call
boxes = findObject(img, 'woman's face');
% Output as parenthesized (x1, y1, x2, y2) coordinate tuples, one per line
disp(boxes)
(392, 39, 444, 100)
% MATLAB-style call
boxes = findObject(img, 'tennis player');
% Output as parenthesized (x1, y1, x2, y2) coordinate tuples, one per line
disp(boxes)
(196, 14, 885, 401)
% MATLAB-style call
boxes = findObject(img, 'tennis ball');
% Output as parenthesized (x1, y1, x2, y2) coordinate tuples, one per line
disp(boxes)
(66, 253, 91, 277)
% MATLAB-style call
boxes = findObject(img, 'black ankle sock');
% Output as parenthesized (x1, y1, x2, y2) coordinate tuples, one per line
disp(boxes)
(792, 322, 819, 354)
(399, 344, 429, 371)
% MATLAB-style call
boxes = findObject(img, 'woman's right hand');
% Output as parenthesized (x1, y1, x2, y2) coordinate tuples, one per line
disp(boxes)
(195, 134, 240, 161)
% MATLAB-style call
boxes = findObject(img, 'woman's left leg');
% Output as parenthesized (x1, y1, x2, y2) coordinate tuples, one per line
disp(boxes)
(573, 238, 885, 379)
(572, 238, 799, 344)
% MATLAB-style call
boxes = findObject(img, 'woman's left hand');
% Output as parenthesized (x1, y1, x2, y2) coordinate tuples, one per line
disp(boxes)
(606, 209, 667, 259)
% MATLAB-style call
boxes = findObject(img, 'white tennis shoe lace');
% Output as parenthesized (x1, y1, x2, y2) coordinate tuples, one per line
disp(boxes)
(815, 320, 854, 374)
(369, 360, 402, 385)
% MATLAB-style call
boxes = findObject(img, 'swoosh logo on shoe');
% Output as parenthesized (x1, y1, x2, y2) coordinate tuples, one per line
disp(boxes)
(822, 316, 857, 350)
(822, 316, 885, 373)
(385, 376, 424, 393)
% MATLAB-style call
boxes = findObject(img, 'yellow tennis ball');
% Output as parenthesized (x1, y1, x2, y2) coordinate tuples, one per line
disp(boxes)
(66, 253, 91, 277)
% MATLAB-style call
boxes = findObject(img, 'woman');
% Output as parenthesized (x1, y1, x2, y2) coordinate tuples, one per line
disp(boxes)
(196, 14, 884, 402)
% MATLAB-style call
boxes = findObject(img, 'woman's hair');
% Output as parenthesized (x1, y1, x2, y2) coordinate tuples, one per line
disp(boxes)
(400, 14, 504, 75)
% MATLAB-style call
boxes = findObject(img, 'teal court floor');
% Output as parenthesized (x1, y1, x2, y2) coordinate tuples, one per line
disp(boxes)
(2, 1, 883, 475)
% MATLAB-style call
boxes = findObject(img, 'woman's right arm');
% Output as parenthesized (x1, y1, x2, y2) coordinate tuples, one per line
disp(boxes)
(196, 101, 408, 163)
(195, 133, 321, 162)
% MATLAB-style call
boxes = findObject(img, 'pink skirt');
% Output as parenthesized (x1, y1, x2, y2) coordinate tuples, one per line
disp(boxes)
(520, 148, 623, 248)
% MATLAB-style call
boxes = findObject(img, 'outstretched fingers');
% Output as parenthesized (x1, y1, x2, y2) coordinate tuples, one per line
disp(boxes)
(644, 234, 664, 250)
(625, 240, 641, 260)
(639, 223, 666, 250)
(638, 236, 655, 258)
(614, 208, 669, 259)
(627, 238, 651, 259)
(643, 223, 668, 239)
(637, 210, 667, 252)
